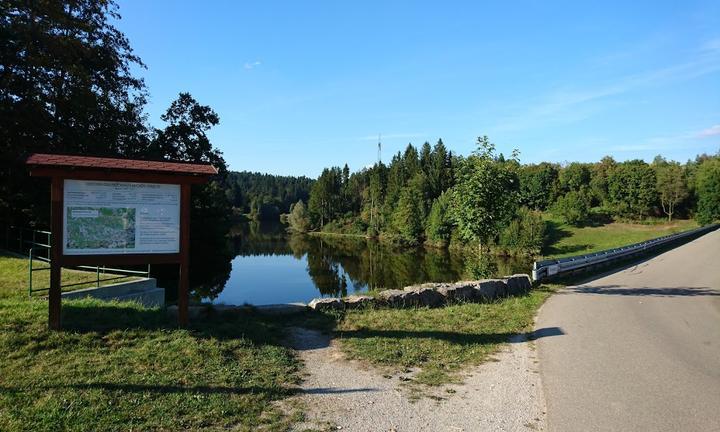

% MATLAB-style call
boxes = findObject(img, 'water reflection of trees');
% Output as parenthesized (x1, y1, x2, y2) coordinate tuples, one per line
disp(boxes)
(210, 222, 532, 300)
(229, 220, 292, 256)
(287, 234, 530, 296)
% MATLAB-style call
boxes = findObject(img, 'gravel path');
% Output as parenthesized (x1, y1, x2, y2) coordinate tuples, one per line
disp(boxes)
(287, 327, 546, 432)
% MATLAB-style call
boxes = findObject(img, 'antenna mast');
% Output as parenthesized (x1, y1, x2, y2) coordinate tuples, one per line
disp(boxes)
(377, 133, 382, 164)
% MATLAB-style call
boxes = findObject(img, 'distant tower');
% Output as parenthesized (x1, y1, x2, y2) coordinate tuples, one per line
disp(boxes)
(377, 133, 382, 164)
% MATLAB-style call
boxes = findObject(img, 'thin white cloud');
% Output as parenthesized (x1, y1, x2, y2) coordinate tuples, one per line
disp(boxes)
(698, 125, 720, 138)
(243, 61, 261, 70)
(492, 39, 720, 133)
(608, 129, 712, 153)
(700, 38, 720, 54)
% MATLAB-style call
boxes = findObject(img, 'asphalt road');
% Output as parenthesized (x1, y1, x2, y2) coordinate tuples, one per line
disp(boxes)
(536, 229, 720, 432)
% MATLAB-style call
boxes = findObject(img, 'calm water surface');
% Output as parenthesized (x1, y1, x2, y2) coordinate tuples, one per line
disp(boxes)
(206, 222, 531, 306)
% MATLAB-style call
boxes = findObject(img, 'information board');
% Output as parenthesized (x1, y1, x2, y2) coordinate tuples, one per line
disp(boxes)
(63, 180, 180, 255)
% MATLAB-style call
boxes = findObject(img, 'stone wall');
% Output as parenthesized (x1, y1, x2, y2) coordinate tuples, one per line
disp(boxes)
(308, 274, 532, 312)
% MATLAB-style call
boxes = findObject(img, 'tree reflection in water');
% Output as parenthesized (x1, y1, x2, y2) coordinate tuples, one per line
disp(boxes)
(198, 221, 531, 304)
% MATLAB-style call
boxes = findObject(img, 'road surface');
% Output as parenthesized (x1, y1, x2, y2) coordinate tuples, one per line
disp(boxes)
(536, 229, 720, 432)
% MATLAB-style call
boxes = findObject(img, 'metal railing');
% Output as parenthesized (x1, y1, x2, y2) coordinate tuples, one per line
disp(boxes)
(1, 225, 150, 296)
(532, 223, 720, 281)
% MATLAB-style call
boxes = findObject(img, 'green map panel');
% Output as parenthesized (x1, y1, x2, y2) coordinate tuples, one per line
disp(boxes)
(66, 207, 136, 249)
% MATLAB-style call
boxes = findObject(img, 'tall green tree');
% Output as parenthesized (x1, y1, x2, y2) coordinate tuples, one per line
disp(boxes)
(427, 139, 453, 198)
(608, 160, 657, 219)
(149, 93, 232, 296)
(308, 167, 342, 228)
(391, 173, 426, 244)
(519, 163, 559, 210)
(420, 141, 432, 173)
(1, 0, 149, 224)
(366, 163, 386, 235)
(425, 191, 453, 245)
(288, 200, 310, 232)
(559, 162, 592, 193)
(589, 156, 617, 206)
(450, 136, 519, 252)
(402, 144, 421, 179)
(695, 158, 720, 225)
(655, 162, 689, 221)
(147, 93, 224, 167)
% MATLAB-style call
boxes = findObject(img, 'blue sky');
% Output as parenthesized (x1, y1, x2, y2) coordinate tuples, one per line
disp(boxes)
(115, 0, 720, 177)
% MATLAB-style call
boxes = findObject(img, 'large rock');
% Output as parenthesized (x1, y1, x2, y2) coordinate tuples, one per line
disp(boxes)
(403, 282, 441, 291)
(505, 274, 532, 295)
(343, 295, 375, 309)
(378, 289, 420, 308)
(475, 279, 508, 301)
(402, 286, 445, 307)
(438, 282, 477, 302)
(308, 297, 344, 312)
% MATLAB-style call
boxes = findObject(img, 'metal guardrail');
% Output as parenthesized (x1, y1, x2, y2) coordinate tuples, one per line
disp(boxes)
(27, 247, 150, 296)
(532, 223, 720, 281)
(1, 224, 150, 296)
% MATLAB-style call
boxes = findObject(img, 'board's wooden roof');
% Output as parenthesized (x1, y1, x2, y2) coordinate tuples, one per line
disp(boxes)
(25, 153, 218, 176)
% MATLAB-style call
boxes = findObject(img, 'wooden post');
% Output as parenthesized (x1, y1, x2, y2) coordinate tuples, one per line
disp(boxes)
(178, 184, 191, 326)
(49, 177, 63, 330)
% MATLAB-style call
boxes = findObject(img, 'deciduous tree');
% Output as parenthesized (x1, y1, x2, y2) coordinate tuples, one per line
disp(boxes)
(1, 0, 149, 224)
(608, 160, 657, 219)
(655, 162, 688, 221)
(288, 200, 310, 232)
(450, 136, 519, 252)
(695, 158, 720, 225)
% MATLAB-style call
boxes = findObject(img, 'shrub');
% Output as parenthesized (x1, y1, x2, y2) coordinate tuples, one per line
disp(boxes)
(553, 190, 591, 226)
(499, 207, 546, 254)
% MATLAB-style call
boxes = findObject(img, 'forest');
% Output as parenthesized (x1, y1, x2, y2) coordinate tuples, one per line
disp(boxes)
(225, 171, 313, 220)
(288, 137, 720, 255)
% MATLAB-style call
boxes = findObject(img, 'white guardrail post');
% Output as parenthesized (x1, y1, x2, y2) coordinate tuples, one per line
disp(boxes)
(532, 224, 719, 282)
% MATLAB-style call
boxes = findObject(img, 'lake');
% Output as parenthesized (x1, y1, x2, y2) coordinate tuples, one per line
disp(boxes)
(205, 221, 532, 306)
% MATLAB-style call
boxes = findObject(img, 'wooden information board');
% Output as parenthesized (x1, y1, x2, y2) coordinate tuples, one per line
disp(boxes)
(26, 153, 217, 329)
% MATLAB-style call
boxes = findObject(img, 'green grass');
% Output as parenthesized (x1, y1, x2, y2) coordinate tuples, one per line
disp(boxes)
(542, 216, 697, 259)
(0, 251, 139, 300)
(309, 286, 558, 387)
(0, 253, 302, 431)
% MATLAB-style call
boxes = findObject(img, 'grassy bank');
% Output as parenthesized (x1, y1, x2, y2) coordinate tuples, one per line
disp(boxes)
(0, 253, 301, 431)
(299, 285, 558, 387)
(542, 217, 697, 259)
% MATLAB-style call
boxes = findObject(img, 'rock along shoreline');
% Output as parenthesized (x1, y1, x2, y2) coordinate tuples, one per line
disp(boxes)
(307, 274, 532, 311)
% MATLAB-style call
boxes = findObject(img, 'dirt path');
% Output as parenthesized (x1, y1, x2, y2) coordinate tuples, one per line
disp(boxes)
(287, 327, 546, 432)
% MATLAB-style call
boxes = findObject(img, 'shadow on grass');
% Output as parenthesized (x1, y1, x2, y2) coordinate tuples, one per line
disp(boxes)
(336, 326, 564, 346)
(0, 382, 375, 396)
(541, 220, 574, 256)
(542, 211, 613, 256)
(59, 302, 290, 346)
(0, 382, 294, 397)
(584, 210, 613, 228)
